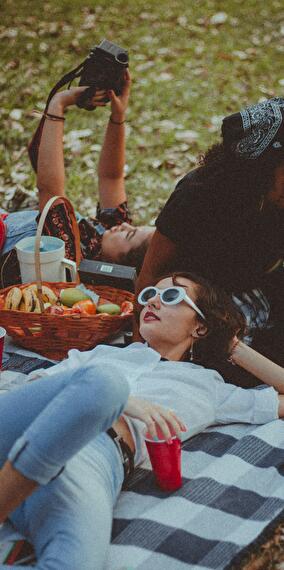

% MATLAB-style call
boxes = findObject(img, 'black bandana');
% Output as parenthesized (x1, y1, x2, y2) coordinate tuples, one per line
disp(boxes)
(222, 97, 284, 159)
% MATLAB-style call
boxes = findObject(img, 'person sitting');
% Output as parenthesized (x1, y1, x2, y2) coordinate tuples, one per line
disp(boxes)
(135, 98, 284, 370)
(0, 271, 283, 569)
(0, 70, 153, 288)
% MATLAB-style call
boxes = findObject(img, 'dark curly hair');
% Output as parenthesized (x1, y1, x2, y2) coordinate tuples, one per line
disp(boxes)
(198, 142, 284, 210)
(119, 238, 149, 274)
(170, 271, 246, 365)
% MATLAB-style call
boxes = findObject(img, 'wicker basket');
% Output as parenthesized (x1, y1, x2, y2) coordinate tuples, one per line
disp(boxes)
(0, 196, 134, 360)
(0, 281, 134, 360)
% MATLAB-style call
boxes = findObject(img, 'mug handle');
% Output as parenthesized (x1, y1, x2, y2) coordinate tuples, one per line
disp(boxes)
(62, 258, 77, 282)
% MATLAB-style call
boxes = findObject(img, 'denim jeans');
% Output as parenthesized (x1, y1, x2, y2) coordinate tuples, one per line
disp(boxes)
(0, 210, 38, 255)
(0, 361, 129, 569)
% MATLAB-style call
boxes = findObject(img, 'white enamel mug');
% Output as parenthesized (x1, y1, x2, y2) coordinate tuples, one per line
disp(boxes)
(16, 236, 77, 283)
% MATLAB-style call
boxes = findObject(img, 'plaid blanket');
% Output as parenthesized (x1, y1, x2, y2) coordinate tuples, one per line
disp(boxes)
(107, 420, 284, 569)
(1, 353, 284, 568)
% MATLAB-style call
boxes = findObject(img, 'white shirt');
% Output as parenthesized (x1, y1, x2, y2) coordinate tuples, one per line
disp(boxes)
(38, 342, 279, 464)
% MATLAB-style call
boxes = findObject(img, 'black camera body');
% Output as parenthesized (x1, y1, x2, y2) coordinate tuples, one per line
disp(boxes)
(77, 39, 129, 110)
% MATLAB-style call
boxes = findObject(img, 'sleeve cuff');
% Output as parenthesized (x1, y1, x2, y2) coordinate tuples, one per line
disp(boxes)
(252, 386, 279, 424)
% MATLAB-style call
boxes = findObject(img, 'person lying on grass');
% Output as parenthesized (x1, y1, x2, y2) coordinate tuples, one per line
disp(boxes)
(0, 271, 283, 569)
(0, 70, 153, 288)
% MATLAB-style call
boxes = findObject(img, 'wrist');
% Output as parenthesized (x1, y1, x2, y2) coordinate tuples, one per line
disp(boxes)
(110, 112, 126, 123)
(229, 340, 247, 365)
(227, 337, 240, 365)
(48, 97, 65, 116)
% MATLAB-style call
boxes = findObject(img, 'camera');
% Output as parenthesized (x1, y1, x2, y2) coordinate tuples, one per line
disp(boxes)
(77, 39, 129, 111)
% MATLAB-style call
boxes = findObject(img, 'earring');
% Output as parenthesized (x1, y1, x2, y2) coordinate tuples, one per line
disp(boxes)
(189, 344, 194, 361)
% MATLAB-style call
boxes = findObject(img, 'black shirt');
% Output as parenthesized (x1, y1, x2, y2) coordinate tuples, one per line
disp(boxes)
(156, 168, 284, 293)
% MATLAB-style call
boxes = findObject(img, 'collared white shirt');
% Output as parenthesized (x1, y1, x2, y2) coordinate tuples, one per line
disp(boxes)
(39, 342, 279, 464)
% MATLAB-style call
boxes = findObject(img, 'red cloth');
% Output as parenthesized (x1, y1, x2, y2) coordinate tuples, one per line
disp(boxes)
(0, 214, 7, 252)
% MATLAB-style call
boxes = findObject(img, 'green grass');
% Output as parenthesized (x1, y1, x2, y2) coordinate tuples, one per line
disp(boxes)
(1, 0, 283, 223)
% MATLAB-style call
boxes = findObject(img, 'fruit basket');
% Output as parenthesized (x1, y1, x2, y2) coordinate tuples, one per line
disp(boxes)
(0, 281, 134, 360)
(0, 196, 134, 360)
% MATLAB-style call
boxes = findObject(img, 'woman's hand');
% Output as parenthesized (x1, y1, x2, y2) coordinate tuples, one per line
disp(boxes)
(123, 396, 187, 442)
(109, 69, 131, 122)
(48, 87, 108, 114)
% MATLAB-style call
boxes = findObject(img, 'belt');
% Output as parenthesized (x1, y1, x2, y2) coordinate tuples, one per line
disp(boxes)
(107, 427, 134, 489)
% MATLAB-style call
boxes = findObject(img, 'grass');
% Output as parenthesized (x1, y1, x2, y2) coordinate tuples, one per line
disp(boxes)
(1, 0, 283, 223)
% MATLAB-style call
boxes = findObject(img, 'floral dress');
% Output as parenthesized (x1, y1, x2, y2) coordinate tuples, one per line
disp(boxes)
(0, 201, 132, 288)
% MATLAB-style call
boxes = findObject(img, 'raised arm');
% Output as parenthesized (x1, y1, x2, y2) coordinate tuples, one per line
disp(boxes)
(37, 88, 83, 211)
(232, 340, 284, 394)
(97, 70, 131, 208)
(37, 87, 107, 211)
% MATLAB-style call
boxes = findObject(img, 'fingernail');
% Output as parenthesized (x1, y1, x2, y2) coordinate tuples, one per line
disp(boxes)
(167, 438, 173, 445)
(153, 436, 159, 442)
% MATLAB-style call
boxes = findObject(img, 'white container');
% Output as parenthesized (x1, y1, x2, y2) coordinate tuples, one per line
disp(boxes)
(16, 236, 77, 283)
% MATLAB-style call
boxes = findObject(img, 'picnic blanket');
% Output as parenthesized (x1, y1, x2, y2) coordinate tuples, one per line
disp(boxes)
(1, 351, 284, 569)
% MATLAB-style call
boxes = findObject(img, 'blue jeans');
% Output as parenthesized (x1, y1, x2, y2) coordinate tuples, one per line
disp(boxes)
(0, 211, 38, 255)
(0, 362, 129, 569)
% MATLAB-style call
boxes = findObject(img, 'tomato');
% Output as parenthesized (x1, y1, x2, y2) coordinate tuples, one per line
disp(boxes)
(46, 305, 65, 315)
(62, 306, 82, 316)
(72, 299, 96, 315)
(120, 301, 134, 315)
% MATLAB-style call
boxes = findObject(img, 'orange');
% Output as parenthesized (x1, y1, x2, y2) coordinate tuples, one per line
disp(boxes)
(73, 299, 96, 315)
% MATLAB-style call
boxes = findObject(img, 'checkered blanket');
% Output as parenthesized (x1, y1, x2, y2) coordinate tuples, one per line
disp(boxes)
(1, 353, 284, 569)
(108, 420, 284, 570)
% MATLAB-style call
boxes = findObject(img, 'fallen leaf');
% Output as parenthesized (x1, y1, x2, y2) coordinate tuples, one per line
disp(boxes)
(210, 12, 228, 25)
(175, 130, 199, 143)
(232, 50, 249, 60)
(9, 109, 23, 120)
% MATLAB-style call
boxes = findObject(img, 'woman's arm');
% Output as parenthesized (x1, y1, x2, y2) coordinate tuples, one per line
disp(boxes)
(97, 70, 131, 208)
(232, 340, 284, 394)
(37, 87, 107, 211)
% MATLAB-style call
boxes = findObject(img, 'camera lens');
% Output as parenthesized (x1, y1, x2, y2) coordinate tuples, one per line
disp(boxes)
(115, 52, 128, 64)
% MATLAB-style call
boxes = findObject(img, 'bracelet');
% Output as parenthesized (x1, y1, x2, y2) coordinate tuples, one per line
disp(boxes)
(44, 112, 65, 122)
(32, 109, 65, 122)
(109, 115, 125, 125)
(227, 338, 239, 365)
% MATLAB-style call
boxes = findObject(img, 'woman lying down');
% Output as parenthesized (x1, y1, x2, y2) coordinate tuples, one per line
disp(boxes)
(0, 271, 283, 570)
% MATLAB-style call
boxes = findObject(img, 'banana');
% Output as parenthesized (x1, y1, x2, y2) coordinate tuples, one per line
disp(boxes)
(19, 300, 26, 311)
(41, 286, 58, 305)
(23, 284, 57, 307)
(22, 288, 41, 313)
(4, 287, 22, 310)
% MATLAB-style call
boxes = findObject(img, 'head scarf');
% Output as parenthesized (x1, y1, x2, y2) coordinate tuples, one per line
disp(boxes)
(222, 97, 284, 159)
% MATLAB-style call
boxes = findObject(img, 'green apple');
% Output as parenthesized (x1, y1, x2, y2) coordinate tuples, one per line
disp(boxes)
(97, 303, 121, 315)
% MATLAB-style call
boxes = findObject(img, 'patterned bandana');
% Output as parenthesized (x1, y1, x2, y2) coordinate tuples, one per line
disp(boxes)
(222, 97, 284, 159)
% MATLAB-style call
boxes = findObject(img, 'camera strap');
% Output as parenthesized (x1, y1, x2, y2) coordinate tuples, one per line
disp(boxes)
(28, 60, 87, 172)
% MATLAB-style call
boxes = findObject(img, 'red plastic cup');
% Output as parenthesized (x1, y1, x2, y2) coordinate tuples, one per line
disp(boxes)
(145, 427, 182, 491)
(0, 327, 6, 370)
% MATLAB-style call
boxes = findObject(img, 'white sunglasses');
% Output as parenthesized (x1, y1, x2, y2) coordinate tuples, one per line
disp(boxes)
(138, 286, 205, 320)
